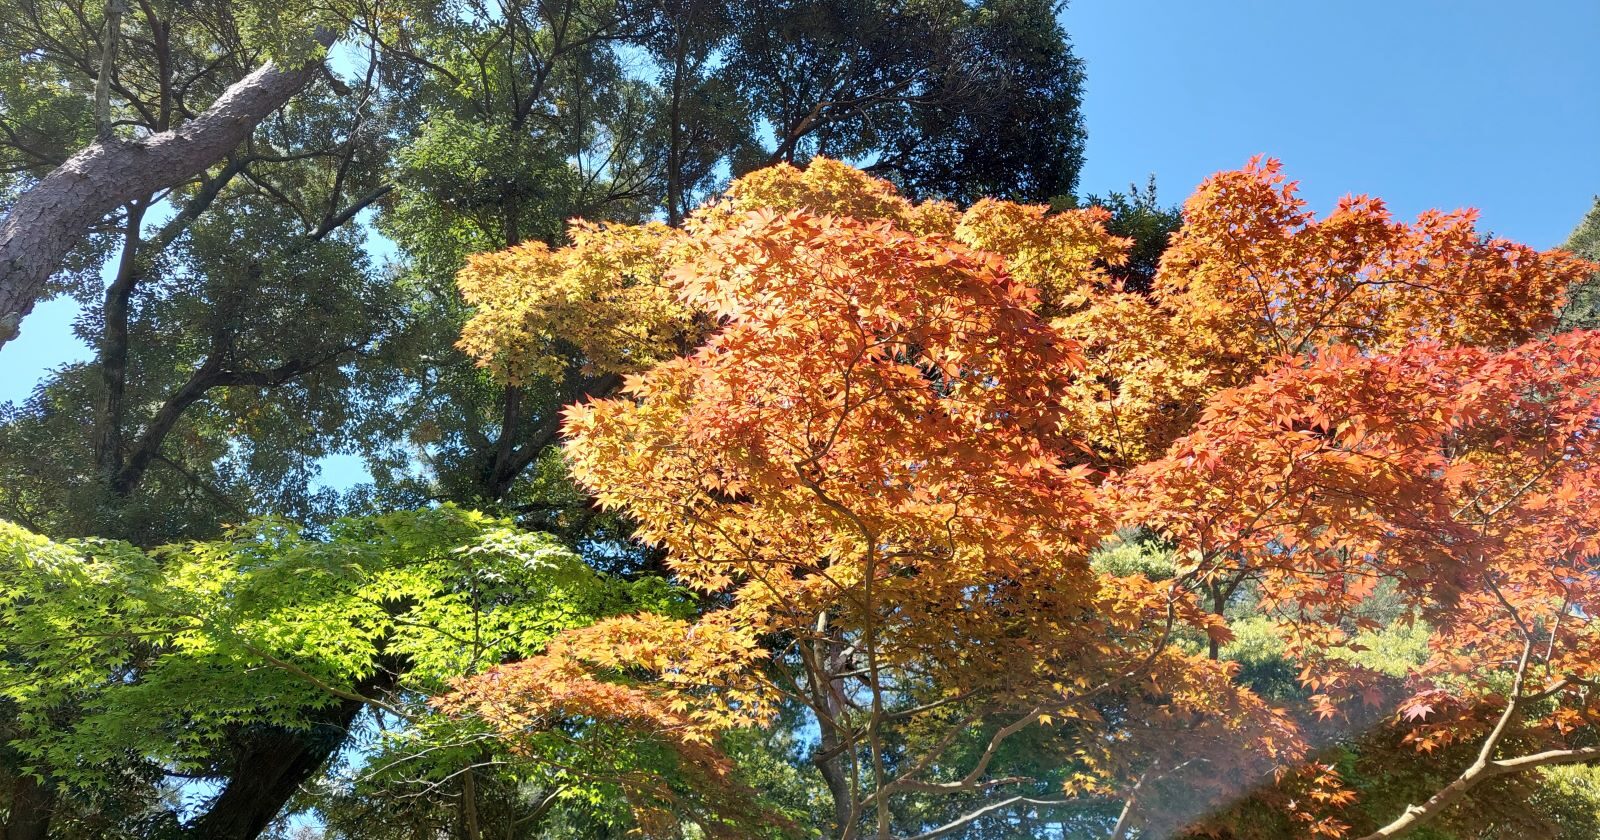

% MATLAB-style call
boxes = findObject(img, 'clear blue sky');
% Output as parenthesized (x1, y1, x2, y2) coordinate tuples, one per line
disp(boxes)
(1064, 0, 1599, 247)
(4, 1, 1597, 408)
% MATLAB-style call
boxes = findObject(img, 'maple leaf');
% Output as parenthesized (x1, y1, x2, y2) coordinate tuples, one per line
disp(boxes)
(1400, 698, 1435, 722)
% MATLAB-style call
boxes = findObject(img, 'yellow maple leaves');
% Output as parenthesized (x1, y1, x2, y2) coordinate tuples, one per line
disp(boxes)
(456, 219, 696, 384)
(953, 199, 1130, 315)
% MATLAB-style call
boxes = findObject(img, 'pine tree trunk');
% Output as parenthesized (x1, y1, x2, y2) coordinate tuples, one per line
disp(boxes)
(0, 32, 336, 351)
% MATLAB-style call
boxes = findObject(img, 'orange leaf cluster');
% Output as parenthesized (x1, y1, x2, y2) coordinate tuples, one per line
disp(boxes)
(1157, 157, 1585, 363)
(1117, 332, 1600, 744)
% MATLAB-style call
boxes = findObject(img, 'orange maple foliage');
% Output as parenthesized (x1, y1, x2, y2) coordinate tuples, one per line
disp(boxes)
(444, 157, 1599, 839)
(1115, 332, 1600, 837)
(436, 613, 781, 838)
(1158, 158, 1580, 357)
(1066, 156, 1587, 466)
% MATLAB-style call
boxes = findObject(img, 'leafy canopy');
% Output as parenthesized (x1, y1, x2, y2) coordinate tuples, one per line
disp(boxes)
(0, 507, 688, 835)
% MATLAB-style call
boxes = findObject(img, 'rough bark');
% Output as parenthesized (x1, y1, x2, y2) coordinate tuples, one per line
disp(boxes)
(0, 31, 337, 351)
(805, 621, 857, 837)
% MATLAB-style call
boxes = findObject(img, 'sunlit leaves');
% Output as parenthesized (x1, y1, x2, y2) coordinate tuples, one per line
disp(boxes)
(1157, 157, 1587, 361)
(1116, 331, 1600, 813)
(0, 507, 671, 796)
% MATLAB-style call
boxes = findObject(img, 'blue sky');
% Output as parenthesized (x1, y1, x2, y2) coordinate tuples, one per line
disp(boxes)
(1065, 0, 1599, 246)
(4, 0, 1597, 408)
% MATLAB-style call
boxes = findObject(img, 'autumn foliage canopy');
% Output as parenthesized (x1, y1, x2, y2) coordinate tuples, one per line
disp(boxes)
(443, 158, 1600, 838)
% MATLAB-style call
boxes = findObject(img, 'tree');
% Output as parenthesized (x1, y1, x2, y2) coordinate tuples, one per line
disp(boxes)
(723, 0, 1085, 204)
(0, 506, 691, 839)
(1117, 333, 1600, 839)
(442, 158, 1596, 838)
(0, 0, 345, 350)
(342, 0, 664, 517)
(0, 0, 395, 545)
(1071, 176, 1184, 295)
(1557, 196, 1600, 331)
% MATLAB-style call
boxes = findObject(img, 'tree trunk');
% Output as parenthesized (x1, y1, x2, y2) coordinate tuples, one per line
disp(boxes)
(809, 624, 856, 837)
(180, 716, 352, 840)
(2, 773, 54, 840)
(480, 373, 622, 502)
(814, 729, 854, 837)
(0, 30, 337, 351)
(180, 671, 395, 840)
(95, 200, 148, 482)
(665, 47, 686, 226)
(1208, 582, 1223, 660)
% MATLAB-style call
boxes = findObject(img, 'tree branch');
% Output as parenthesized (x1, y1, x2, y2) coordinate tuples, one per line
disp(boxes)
(0, 28, 339, 349)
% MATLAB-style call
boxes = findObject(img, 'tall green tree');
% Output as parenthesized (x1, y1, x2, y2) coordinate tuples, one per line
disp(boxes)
(1082, 177, 1184, 295)
(343, 0, 659, 518)
(1557, 196, 1600, 331)
(0, 0, 395, 546)
(0, 0, 349, 350)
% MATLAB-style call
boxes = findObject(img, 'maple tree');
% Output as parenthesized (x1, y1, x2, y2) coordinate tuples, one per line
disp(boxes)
(0, 506, 706, 839)
(1116, 333, 1600, 839)
(443, 156, 1600, 838)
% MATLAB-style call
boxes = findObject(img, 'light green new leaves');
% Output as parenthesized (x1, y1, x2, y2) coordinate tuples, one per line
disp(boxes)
(0, 507, 684, 791)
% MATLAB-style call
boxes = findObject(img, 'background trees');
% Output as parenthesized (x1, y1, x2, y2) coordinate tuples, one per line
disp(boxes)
(0, 0, 348, 351)
(1557, 197, 1600, 331)
(0, 0, 394, 544)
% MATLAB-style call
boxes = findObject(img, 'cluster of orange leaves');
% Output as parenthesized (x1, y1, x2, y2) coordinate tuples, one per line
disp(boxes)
(435, 613, 781, 838)
(446, 156, 1597, 837)
(1116, 333, 1600, 753)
